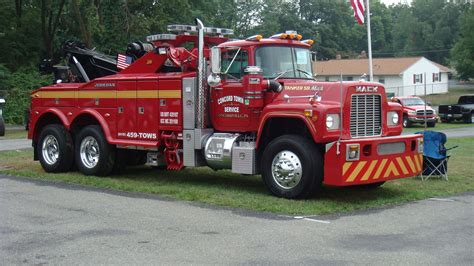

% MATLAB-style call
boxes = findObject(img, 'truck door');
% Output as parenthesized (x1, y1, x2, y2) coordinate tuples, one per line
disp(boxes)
(210, 49, 251, 132)
(116, 81, 137, 139)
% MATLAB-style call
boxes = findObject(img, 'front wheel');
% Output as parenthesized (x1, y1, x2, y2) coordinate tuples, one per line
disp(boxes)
(427, 121, 436, 128)
(463, 113, 474, 124)
(75, 125, 115, 176)
(402, 116, 411, 128)
(261, 135, 323, 199)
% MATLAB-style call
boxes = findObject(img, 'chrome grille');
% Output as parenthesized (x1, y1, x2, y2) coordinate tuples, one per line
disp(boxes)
(416, 110, 434, 116)
(350, 94, 382, 137)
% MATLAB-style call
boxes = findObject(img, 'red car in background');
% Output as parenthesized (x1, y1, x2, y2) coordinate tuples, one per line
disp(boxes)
(392, 96, 437, 128)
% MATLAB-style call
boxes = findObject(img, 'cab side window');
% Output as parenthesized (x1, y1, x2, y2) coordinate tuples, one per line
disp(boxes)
(221, 49, 248, 80)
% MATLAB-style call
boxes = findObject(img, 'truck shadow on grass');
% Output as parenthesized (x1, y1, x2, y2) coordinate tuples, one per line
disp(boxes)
(107, 165, 406, 203)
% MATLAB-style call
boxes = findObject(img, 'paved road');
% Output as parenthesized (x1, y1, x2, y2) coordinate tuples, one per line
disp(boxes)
(1, 175, 472, 265)
(0, 139, 31, 151)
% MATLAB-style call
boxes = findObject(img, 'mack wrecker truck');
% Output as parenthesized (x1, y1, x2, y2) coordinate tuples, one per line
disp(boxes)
(28, 19, 423, 198)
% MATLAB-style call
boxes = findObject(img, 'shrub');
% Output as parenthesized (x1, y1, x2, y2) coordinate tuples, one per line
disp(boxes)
(0, 66, 51, 124)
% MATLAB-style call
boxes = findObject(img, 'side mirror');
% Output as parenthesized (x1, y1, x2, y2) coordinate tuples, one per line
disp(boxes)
(211, 46, 221, 74)
(311, 51, 317, 62)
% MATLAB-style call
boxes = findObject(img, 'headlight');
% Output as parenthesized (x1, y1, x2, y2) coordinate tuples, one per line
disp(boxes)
(326, 114, 340, 130)
(408, 110, 416, 115)
(387, 111, 399, 126)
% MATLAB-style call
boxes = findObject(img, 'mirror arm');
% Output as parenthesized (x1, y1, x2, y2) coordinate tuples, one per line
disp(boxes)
(222, 47, 241, 75)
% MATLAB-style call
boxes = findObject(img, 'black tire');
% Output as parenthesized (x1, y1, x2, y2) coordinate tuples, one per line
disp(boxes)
(0, 116, 5, 137)
(261, 135, 323, 199)
(463, 113, 474, 124)
(37, 124, 74, 172)
(402, 115, 411, 128)
(427, 121, 436, 128)
(75, 125, 115, 176)
(356, 181, 385, 189)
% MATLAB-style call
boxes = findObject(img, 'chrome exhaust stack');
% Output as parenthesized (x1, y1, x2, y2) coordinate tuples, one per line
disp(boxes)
(195, 18, 206, 129)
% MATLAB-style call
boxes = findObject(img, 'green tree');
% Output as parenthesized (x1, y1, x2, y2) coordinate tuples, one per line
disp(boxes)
(451, 7, 474, 80)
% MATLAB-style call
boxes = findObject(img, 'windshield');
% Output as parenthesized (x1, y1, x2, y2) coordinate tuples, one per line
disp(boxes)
(401, 97, 425, 106)
(255, 46, 312, 79)
(459, 96, 474, 104)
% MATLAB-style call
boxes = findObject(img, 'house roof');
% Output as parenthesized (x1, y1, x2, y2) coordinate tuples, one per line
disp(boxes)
(314, 56, 451, 76)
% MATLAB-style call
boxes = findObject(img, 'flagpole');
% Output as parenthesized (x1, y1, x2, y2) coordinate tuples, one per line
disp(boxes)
(366, 0, 373, 82)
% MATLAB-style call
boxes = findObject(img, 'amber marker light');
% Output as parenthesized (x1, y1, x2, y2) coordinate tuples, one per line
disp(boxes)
(302, 39, 314, 45)
(296, 34, 303, 40)
(246, 35, 263, 41)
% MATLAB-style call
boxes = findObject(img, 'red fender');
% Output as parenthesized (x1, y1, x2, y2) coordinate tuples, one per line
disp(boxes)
(42, 108, 71, 128)
(74, 109, 114, 143)
(256, 112, 318, 149)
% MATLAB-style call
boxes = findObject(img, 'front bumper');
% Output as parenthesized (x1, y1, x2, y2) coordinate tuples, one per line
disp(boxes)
(439, 113, 462, 119)
(323, 134, 423, 186)
(407, 116, 436, 123)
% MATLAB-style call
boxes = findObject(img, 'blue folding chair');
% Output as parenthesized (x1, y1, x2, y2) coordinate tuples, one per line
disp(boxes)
(416, 131, 458, 181)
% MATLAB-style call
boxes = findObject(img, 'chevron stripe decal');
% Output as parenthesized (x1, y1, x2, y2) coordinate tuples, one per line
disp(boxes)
(344, 155, 422, 183)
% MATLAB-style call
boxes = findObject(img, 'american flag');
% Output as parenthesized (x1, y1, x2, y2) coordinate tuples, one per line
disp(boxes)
(117, 54, 132, 69)
(350, 0, 365, 25)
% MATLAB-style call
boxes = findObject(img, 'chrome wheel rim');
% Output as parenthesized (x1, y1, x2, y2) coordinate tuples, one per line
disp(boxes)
(80, 136, 100, 169)
(41, 135, 59, 165)
(271, 150, 303, 189)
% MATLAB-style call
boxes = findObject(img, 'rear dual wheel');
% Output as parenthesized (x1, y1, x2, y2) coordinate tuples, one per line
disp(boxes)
(75, 125, 115, 176)
(37, 124, 74, 172)
(261, 135, 323, 199)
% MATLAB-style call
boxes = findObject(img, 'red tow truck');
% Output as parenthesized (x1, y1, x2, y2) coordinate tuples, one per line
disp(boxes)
(28, 20, 423, 198)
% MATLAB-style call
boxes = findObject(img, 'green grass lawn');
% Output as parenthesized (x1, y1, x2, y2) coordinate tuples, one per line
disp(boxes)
(1, 137, 472, 215)
(421, 86, 474, 106)
(402, 121, 474, 134)
(0, 127, 28, 140)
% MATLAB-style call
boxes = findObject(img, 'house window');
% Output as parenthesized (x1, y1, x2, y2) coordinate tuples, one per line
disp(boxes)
(378, 76, 385, 84)
(325, 76, 330, 82)
(413, 74, 423, 84)
(433, 72, 441, 82)
(345, 76, 353, 81)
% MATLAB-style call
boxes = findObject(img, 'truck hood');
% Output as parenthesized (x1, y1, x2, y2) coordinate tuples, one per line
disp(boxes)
(276, 80, 385, 104)
(403, 105, 435, 111)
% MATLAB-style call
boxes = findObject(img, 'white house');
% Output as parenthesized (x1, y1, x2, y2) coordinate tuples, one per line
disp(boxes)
(313, 57, 451, 97)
